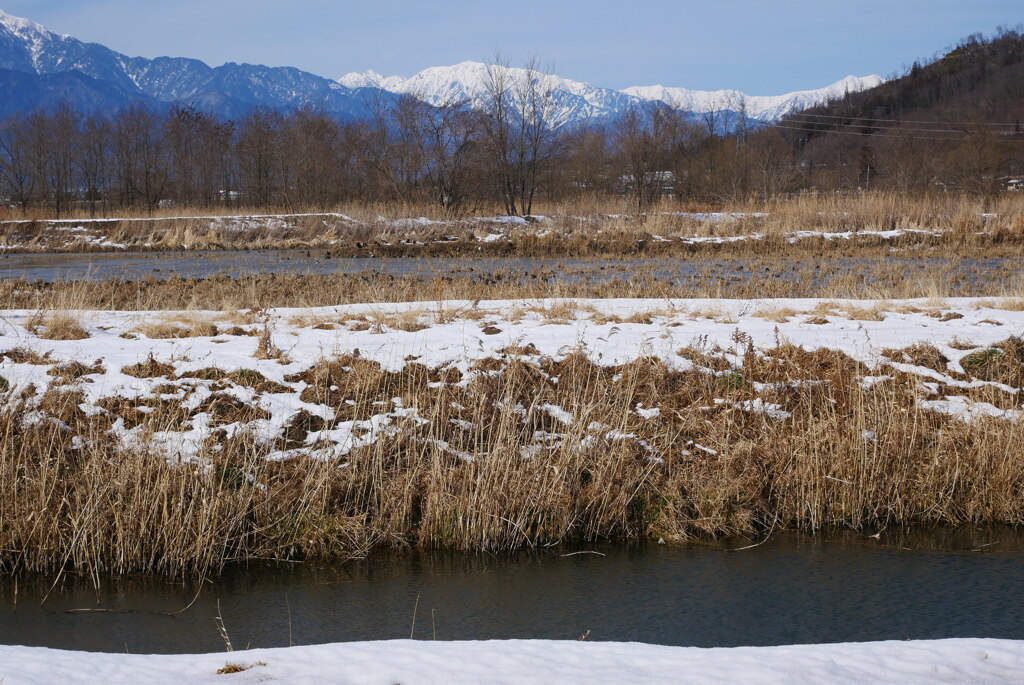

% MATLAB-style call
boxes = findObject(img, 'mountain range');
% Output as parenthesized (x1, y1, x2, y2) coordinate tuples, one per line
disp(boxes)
(0, 8, 883, 127)
(0, 9, 402, 120)
(340, 63, 883, 126)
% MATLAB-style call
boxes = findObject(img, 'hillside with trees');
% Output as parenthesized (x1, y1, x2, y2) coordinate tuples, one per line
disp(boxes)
(770, 26, 1024, 194)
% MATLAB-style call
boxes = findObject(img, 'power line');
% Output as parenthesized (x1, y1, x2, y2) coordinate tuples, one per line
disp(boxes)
(766, 122, 1024, 142)
(783, 116, 975, 135)
(783, 111, 1021, 128)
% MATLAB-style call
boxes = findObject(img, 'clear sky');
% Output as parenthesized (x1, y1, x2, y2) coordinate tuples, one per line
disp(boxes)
(3, 0, 1021, 93)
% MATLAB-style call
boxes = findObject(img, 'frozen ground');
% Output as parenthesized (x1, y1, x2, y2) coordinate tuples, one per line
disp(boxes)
(1, 638, 1023, 684)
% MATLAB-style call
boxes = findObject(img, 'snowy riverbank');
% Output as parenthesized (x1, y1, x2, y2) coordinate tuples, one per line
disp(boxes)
(2, 296, 1023, 464)
(2, 638, 1023, 684)
(5, 296, 1024, 573)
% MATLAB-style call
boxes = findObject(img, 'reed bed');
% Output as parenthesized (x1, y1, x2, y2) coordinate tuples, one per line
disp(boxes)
(3, 341, 1024, 579)
(2, 193, 1024, 257)
(2, 192, 1023, 227)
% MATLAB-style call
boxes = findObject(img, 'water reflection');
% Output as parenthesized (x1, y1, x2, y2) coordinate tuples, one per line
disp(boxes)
(1, 530, 1022, 654)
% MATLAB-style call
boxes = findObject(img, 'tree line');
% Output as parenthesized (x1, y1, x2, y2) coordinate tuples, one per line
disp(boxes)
(2, 49, 1022, 217)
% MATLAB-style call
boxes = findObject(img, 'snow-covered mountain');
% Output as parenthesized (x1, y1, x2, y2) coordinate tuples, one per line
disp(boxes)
(624, 74, 885, 121)
(340, 61, 645, 128)
(0, 8, 884, 126)
(340, 62, 884, 126)
(0, 9, 403, 119)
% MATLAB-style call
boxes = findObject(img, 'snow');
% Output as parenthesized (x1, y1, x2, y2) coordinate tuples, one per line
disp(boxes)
(0, 212, 364, 226)
(664, 211, 769, 222)
(0, 9, 65, 66)
(785, 228, 940, 243)
(624, 74, 885, 120)
(3, 6, 883, 130)
(338, 61, 883, 125)
(919, 396, 1023, 423)
(0, 211, 965, 255)
(0, 10, 51, 36)
(3, 297, 1023, 463)
(720, 397, 793, 421)
(339, 61, 640, 127)
(656, 225, 942, 245)
(541, 403, 574, 425)
(1, 638, 1022, 684)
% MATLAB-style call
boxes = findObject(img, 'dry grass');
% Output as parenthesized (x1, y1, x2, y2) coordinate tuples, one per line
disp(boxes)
(28, 312, 90, 340)
(216, 662, 264, 675)
(367, 309, 433, 333)
(528, 301, 579, 325)
(47, 360, 105, 382)
(2, 346, 53, 364)
(133, 315, 219, 339)
(960, 338, 1024, 386)
(253, 326, 283, 361)
(3, 193, 1024, 259)
(5, 340, 1024, 580)
(753, 306, 801, 323)
(839, 304, 888, 322)
(122, 356, 176, 379)
(227, 369, 290, 393)
(881, 343, 950, 373)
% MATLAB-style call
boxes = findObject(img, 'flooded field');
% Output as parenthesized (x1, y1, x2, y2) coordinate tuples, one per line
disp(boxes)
(0, 249, 1016, 289)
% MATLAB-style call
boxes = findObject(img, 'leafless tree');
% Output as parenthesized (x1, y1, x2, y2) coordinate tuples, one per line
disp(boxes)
(613, 104, 675, 209)
(481, 55, 558, 215)
(0, 114, 37, 210)
(112, 105, 169, 209)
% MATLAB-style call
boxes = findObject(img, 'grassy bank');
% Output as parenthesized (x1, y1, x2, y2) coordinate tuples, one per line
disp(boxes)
(3, 298, 1024, 578)
(2, 193, 1024, 257)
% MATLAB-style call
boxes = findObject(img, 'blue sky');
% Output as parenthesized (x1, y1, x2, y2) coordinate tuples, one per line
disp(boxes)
(3, 0, 1021, 92)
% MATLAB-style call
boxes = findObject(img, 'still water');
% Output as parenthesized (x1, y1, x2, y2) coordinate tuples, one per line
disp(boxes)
(1, 531, 1022, 654)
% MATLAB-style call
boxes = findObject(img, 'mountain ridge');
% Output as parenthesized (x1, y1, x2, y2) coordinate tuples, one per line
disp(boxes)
(339, 61, 885, 124)
(0, 8, 404, 120)
(1, 8, 884, 126)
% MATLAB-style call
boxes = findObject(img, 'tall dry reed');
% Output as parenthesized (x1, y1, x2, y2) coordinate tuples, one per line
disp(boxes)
(3, 345, 1024, 579)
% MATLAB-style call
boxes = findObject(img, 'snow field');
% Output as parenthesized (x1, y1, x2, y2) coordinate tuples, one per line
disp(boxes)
(1, 638, 1022, 684)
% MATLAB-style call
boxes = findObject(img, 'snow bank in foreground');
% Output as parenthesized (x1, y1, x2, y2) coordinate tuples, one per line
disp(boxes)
(1, 638, 1021, 684)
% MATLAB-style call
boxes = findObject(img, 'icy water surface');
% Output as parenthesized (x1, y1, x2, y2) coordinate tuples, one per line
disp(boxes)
(1, 530, 1023, 654)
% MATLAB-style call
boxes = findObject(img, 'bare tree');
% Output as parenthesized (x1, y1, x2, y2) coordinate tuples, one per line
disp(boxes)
(235, 109, 285, 207)
(0, 114, 36, 211)
(76, 114, 112, 215)
(614, 103, 675, 210)
(481, 55, 558, 215)
(112, 105, 169, 210)
(512, 57, 559, 214)
(748, 130, 797, 198)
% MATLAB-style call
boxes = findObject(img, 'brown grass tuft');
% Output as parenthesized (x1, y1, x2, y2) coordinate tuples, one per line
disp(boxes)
(881, 343, 949, 373)
(122, 356, 176, 379)
(2, 346, 52, 364)
(30, 312, 90, 340)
